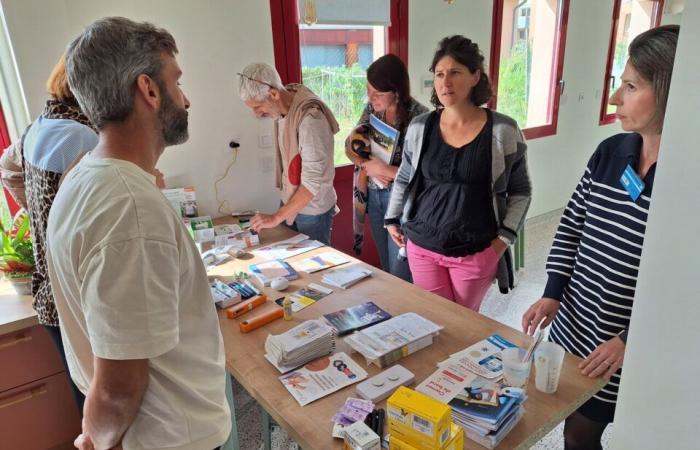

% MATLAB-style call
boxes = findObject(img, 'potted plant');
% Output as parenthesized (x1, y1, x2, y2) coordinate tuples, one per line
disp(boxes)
(0, 210, 35, 295)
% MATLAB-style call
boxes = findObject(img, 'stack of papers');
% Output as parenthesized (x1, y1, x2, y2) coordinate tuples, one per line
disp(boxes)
(321, 266, 372, 289)
(418, 334, 525, 449)
(448, 379, 526, 449)
(345, 313, 442, 367)
(264, 320, 335, 373)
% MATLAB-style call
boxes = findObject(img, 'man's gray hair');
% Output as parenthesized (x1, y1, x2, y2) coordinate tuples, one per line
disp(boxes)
(65, 16, 178, 129)
(238, 62, 284, 102)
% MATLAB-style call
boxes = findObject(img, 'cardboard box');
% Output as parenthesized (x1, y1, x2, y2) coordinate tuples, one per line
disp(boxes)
(343, 420, 381, 450)
(388, 423, 463, 450)
(387, 387, 451, 450)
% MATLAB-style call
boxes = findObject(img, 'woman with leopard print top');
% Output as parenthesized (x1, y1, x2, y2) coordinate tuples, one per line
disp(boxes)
(14, 55, 99, 413)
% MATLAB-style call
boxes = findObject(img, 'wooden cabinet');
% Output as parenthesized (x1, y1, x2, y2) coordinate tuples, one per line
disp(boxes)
(0, 325, 81, 449)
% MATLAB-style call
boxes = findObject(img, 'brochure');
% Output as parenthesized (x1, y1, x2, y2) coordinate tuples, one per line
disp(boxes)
(294, 252, 350, 273)
(322, 301, 392, 336)
(252, 234, 323, 260)
(279, 352, 367, 406)
(249, 259, 299, 286)
(438, 334, 517, 379)
(274, 283, 334, 313)
(368, 114, 400, 188)
(321, 266, 373, 289)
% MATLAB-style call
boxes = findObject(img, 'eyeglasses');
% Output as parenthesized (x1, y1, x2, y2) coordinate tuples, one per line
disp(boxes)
(237, 72, 276, 89)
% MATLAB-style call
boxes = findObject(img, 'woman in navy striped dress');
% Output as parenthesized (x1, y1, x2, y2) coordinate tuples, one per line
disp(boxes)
(522, 25, 679, 450)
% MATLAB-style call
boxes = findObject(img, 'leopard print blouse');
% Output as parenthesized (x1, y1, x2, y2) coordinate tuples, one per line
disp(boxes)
(24, 99, 96, 326)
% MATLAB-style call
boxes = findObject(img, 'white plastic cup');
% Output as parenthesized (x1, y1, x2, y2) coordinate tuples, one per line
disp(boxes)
(502, 347, 531, 388)
(534, 342, 565, 394)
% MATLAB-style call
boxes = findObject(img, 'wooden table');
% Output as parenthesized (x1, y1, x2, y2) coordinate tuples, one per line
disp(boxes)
(212, 222, 604, 450)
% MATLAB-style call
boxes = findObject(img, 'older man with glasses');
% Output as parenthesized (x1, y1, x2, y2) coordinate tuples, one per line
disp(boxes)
(238, 63, 339, 245)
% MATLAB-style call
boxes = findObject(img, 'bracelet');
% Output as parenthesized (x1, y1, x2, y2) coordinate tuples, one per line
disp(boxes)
(497, 235, 513, 246)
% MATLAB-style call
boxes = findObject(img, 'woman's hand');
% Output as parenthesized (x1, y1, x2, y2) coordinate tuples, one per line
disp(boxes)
(490, 237, 508, 257)
(579, 336, 625, 380)
(521, 297, 561, 335)
(386, 224, 405, 248)
(363, 156, 394, 186)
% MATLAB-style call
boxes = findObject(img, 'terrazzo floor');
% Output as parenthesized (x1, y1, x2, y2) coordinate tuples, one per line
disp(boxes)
(229, 209, 614, 449)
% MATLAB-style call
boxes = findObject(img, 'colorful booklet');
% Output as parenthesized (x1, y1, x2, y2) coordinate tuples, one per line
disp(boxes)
(279, 352, 367, 406)
(294, 252, 350, 273)
(368, 114, 400, 188)
(249, 259, 299, 286)
(274, 283, 333, 313)
(322, 301, 392, 336)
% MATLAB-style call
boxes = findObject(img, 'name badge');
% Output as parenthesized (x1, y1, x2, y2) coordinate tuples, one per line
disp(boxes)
(620, 164, 645, 201)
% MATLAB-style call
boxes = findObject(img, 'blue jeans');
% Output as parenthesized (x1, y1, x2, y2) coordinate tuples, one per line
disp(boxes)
(367, 187, 412, 282)
(291, 206, 335, 246)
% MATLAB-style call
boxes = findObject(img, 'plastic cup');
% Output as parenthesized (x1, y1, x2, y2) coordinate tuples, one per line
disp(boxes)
(534, 342, 565, 394)
(501, 347, 531, 388)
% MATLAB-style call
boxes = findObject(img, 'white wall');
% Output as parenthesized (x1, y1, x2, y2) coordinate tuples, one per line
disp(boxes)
(0, 0, 680, 219)
(408, 0, 626, 218)
(0, 0, 280, 216)
(611, 6, 697, 449)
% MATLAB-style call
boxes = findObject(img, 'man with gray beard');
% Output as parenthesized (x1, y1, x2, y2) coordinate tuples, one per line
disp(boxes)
(46, 17, 230, 450)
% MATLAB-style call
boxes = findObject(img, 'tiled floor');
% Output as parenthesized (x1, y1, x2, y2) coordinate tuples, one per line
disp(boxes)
(230, 209, 613, 449)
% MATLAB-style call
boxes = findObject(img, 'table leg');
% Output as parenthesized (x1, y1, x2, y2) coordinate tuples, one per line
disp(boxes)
(262, 405, 273, 450)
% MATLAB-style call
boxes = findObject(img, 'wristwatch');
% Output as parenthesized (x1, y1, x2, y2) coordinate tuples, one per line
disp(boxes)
(497, 235, 513, 246)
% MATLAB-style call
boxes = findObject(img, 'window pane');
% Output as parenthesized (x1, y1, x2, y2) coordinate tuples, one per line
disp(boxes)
(299, 24, 387, 167)
(606, 0, 658, 115)
(497, 0, 562, 129)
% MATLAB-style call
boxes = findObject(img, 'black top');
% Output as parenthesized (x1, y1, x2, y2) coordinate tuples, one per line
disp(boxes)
(404, 109, 497, 256)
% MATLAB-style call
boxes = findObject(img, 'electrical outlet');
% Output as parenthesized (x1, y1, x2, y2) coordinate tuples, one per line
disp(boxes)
(258, 134, 273, 148)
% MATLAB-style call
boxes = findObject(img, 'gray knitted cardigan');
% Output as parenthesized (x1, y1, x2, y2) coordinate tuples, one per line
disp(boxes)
(384, 109, 532, 293)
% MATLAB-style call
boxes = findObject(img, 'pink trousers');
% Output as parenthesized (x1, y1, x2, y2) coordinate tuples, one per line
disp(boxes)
(407, 240, 499, 311)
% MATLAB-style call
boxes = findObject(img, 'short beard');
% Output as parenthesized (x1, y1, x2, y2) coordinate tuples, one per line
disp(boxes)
(158, 80, 189, 146)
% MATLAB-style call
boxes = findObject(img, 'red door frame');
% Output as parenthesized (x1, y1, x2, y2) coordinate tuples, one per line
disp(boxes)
(599, 0, 664, 125)
(489, 0, 570, 140)
(268, 0, 409, 266)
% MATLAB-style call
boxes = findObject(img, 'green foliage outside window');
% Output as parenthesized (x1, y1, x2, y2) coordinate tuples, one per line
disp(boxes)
(496, 41, 529, 128)
(302, 64, 368, 166)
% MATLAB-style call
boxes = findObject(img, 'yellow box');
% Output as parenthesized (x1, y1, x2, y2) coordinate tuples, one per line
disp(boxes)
(388, 423, 462, 450)
(444, 423, 463, 450)
(388, 434, 421, 450)
(387, 387, 451, 450)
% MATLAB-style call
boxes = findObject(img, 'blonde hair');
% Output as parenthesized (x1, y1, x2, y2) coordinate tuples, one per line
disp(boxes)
(45, 54, 73, 102)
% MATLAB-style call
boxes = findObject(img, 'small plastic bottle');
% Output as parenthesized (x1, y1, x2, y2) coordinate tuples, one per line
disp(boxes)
(282, 297, 293, 321)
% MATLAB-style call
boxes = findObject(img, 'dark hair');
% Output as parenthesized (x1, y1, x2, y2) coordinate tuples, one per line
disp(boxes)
(628, 25, 680, 130)
(429, 35, 492, 108)
(367, 54, 412, 124)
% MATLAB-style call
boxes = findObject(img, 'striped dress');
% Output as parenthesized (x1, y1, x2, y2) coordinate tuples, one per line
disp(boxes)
(543, 133, 655, 416)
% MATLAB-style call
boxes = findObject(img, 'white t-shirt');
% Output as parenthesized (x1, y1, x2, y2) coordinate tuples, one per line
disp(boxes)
(46, 154, 230, 450)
